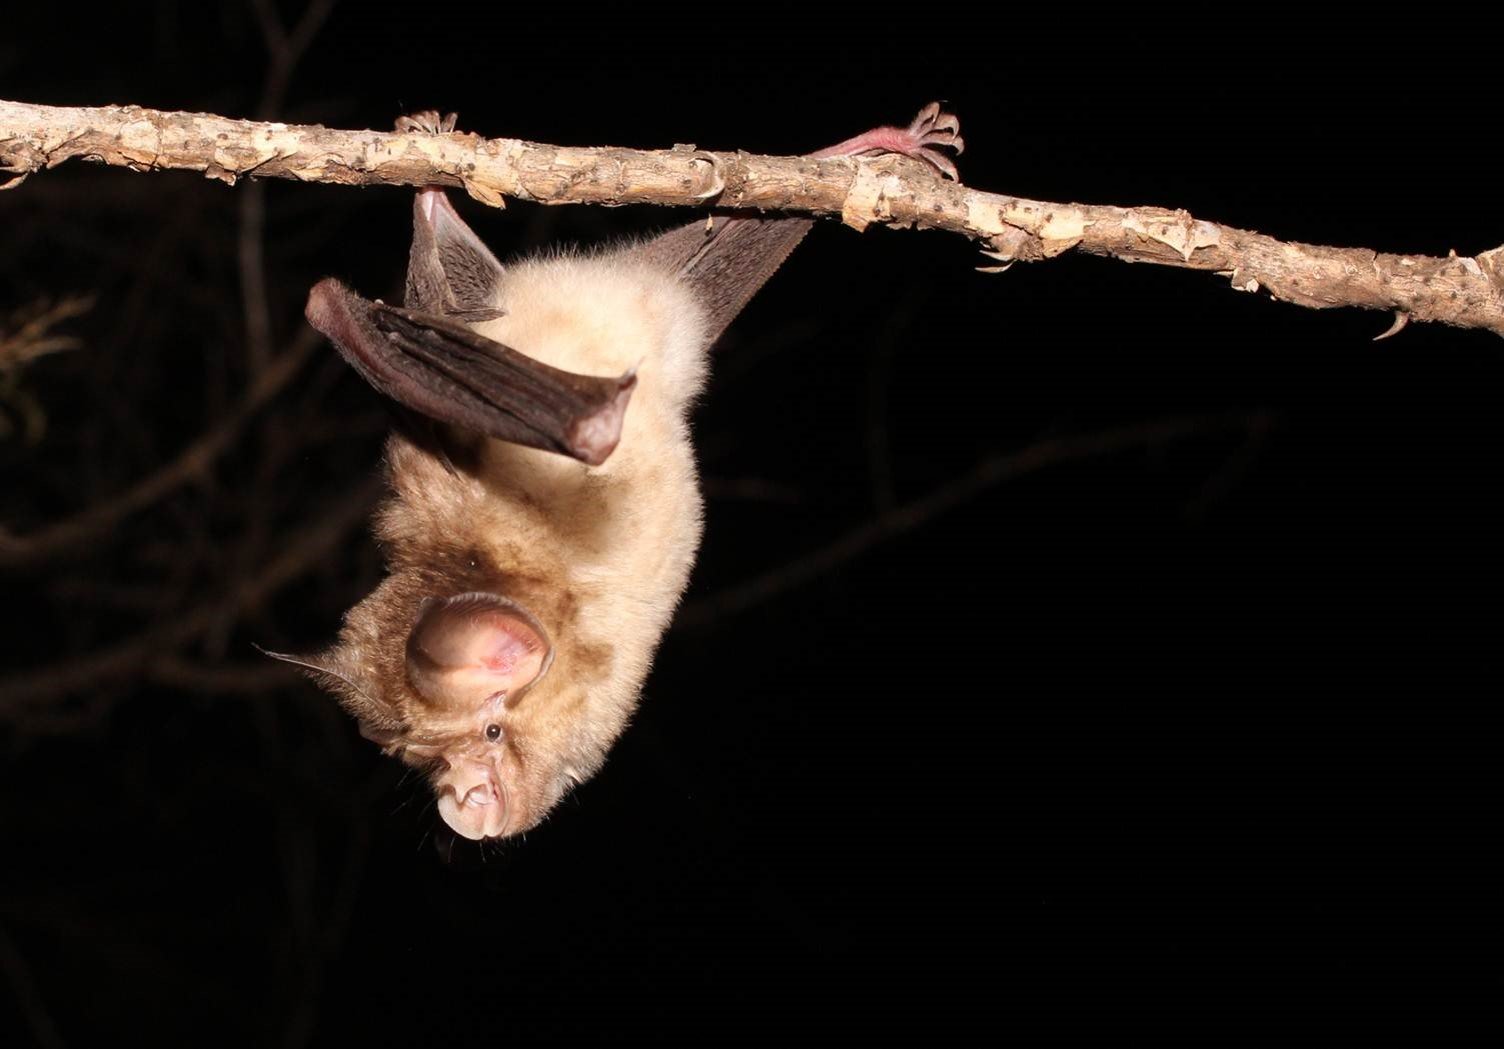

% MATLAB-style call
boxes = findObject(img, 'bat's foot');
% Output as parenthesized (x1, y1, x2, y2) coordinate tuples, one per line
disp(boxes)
(903, 102, 965, 177)
(395, 110, 459, 135)
(811, 102, 964, 181)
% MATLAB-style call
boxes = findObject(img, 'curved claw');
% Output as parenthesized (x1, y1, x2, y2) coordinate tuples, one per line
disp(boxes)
(921, 132, 965, 155)
(915, 147, 959, 181)
(395, 110, 459, 135)
(907, 101, 942, 135)
(929, 112, 961, 136)
(908, 103, 962, 141)
(904, 102, 965, 175)
(918, 127, 964, 151)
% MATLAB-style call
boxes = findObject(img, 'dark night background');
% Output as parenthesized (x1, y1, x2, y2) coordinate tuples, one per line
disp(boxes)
(1, 5, 1499, 1044)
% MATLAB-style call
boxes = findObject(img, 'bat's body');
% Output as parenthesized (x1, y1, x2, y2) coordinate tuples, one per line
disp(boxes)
(287, 107, 961, 840)
(333, 243, 712, 839)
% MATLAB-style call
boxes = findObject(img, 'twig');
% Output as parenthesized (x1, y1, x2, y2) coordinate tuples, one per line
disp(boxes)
(0, 922, 67, 1049)
(0, 295, 94, 371)
(677, 413, 1268, 628)
(0, 328, 319, 568)
(240, 0, 338, 375)
(3, 99, 1501, 338)
(0, 475, 382, 715)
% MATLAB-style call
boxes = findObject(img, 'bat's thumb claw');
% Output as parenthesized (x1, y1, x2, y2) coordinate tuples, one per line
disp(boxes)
(566, 372, 637, 467)
(305, 277, 354, 334)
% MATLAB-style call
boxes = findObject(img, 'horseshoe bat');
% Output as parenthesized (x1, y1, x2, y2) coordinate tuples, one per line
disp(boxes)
(275, 106, 962, 841)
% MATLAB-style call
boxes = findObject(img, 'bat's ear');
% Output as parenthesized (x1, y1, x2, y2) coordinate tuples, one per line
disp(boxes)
(257, 643, 403, 739)
(405, 593, 555, 713)
(405, 188, 506, 317)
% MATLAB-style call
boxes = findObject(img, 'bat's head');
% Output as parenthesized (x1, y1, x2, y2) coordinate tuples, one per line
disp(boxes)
(397, 590, 557, 839)
(268, 537, 622, 841)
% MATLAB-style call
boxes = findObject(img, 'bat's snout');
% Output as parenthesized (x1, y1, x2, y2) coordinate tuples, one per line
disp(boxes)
(436, 758, 509, 840)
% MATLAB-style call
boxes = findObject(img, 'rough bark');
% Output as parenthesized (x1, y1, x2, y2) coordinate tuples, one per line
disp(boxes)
(2, 99, 1502, 338)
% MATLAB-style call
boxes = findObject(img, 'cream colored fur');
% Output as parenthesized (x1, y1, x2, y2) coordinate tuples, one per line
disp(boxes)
(336, 244, 712, 831)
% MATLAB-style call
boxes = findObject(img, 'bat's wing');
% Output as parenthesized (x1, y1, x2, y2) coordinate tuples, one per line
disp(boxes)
(404, 188, 508, 318)
(629, 102, 964, 345)
(306, 278, 635, 466)
(630, 215, 814, 346)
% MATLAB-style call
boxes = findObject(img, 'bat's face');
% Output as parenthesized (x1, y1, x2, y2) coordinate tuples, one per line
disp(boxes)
(395, 591, 557, 839)
(288, 541, 621, 841)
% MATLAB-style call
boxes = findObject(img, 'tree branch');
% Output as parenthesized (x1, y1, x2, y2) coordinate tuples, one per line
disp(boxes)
(677, 413, 1270, 629)
(0, 475, 382, 718)
(3, 99, 1500, 339)
(0, 329, 319, 568)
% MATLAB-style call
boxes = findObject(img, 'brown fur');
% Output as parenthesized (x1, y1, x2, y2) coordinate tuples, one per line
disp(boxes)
(308, 246, 709, 835)
(295, 104, 961, 839)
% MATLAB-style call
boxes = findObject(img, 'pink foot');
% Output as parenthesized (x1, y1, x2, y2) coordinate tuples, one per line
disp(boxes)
(811, 102, 964, 181)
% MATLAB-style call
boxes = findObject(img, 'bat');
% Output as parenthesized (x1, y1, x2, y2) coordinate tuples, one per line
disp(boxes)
(273, 105, 962, 841)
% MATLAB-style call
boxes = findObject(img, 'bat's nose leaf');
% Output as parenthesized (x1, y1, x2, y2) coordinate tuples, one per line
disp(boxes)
(437, 764, 508, 840)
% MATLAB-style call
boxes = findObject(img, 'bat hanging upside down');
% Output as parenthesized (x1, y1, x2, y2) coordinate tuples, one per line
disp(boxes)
(273, 105, 963, 840)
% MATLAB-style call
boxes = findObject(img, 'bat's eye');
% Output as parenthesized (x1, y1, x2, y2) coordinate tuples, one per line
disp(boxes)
(485, 723, 502, 742)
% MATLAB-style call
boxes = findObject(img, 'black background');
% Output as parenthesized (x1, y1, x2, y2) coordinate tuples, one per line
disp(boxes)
(1, 5, 1499, 1044)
